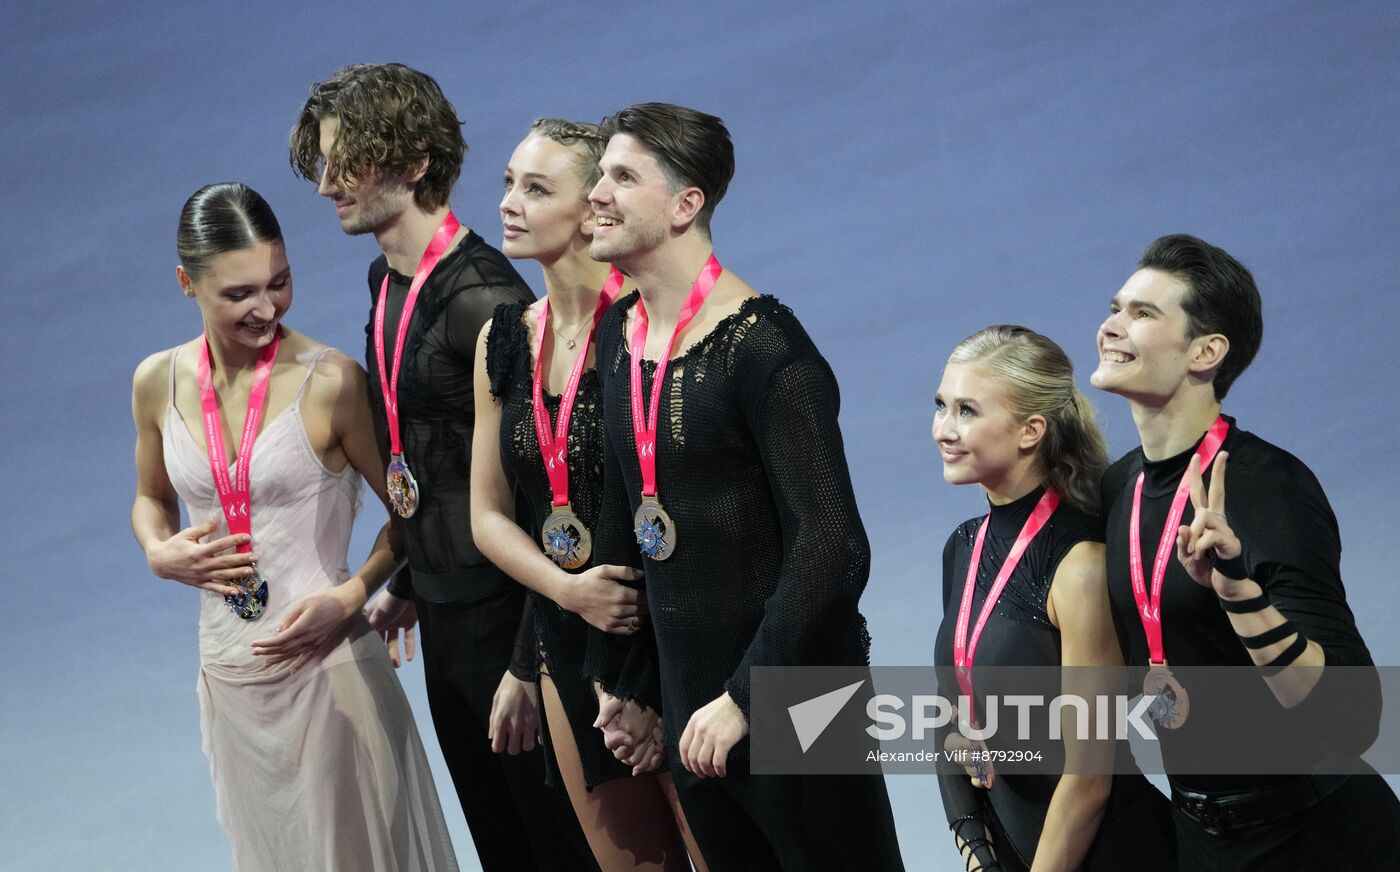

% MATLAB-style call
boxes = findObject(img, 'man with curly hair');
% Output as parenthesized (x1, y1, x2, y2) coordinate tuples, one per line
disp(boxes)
(291, 63, 601, 871)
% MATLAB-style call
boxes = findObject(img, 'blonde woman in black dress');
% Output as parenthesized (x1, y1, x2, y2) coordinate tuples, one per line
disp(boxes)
(933, 326, 1173, 871)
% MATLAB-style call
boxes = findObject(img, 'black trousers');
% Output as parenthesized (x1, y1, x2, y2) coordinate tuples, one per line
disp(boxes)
(1173, 772, 1400, 871)
(416, 571, 599, 872)
(670, 756, 905, 871)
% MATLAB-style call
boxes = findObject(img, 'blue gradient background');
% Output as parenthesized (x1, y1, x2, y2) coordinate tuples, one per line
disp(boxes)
(4, 2, 1398, 869)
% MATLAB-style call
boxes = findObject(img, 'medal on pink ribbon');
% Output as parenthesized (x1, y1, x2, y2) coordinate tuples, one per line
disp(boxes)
(196, 329, 283, 619)
(953, 487, 1062, 790)
(375, 213, 461, 518)
(629, 255, 722, 561)
(1129, 416, 1229, 730)
(533, 268, 624, 568)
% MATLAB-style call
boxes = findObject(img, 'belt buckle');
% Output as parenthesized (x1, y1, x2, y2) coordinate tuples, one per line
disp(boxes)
(1180, 794, 1238, 837)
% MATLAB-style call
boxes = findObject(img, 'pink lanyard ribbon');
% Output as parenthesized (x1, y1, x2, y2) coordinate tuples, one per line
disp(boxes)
(532, 267, 625, 506)
(953, 488, 1062, 724)
(373, 212, 460, 455)
(628, 254, 723, 497)
(1129, 416, 1229, 665)
(196, 329, 283, 553)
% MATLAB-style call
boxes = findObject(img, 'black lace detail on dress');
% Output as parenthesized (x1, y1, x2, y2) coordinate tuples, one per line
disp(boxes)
(485, 298, 629, 787)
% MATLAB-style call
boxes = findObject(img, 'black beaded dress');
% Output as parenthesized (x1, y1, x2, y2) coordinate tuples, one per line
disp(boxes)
(934, 486, 1174, 872)
(485, 301, 630, 788)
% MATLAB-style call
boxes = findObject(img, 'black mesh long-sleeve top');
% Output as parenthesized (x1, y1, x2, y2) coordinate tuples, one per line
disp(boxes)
(484, 301, 630, 787)
(1102, 415, 1381, 793)
(587, 293, 873, 753)
(364, 231, 535, 593)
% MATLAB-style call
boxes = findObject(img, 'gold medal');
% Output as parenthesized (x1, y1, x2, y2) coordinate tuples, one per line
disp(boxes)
(541, 504, 592, 569)
(633, 495, 676, 561)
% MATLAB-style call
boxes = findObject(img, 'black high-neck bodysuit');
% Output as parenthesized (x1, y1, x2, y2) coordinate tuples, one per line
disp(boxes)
(934, 487, 1172, 872)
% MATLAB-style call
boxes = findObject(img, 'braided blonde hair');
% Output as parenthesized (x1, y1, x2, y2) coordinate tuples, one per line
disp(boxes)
(529, 118, 607, 191)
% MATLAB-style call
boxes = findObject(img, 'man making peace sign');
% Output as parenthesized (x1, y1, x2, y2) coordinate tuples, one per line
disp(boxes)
(1092, 234, 1399, 870)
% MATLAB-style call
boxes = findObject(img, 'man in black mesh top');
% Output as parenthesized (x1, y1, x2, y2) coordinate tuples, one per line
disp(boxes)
(290, 63, 603, 871)
(583, 102, 905, 870)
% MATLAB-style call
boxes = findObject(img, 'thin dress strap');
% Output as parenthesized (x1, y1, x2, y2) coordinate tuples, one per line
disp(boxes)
(167, 345, 181, 408)
(293, 347, 337, 407)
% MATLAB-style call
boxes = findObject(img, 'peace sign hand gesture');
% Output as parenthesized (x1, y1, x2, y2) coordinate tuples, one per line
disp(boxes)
(1175, 451, 1249, 596)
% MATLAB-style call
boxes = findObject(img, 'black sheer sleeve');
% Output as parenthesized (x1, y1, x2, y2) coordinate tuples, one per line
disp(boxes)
(446, 283, 517, 365)
(722, 320, 871, 716)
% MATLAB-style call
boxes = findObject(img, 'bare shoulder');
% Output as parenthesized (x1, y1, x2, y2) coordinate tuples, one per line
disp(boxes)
(278, 330, 363, 414)
(712, 270, 760, 315)
(308, 347, 367, 402)
(1048, 540, 1108, 630)
(1052, 540, 1107, 598)
(132, 341, 192, 419)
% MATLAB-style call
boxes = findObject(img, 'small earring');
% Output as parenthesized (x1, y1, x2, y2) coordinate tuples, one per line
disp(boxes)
(182, 287, 194, 298)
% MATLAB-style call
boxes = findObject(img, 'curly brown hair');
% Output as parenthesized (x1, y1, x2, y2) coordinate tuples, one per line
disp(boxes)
(290, 63, 465, 212)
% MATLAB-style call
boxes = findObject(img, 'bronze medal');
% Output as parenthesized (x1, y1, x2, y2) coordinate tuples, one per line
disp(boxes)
(387, 453, 419, 518)
(1143, 662, 1190, 730)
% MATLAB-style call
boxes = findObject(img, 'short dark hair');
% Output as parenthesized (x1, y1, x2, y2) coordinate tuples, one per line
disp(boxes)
(177, 183, 283, 281)
(599, 103, 734, 235)
(1138, 234, 1263, 400)
(290, 63, 465, 212)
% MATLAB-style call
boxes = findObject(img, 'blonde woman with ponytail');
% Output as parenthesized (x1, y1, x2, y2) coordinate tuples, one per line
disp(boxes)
(931, 326, 1173, 872)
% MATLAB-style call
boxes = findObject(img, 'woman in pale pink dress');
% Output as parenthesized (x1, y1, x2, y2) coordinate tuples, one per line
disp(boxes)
(130, 182, 456, 871)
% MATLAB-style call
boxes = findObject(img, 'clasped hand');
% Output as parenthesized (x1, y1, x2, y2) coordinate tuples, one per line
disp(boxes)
(595, 690, 665, 775)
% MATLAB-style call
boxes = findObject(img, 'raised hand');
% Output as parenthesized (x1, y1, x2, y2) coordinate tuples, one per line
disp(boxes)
(144, 516, 256, 596)
(1176, 451, 1246, 595)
